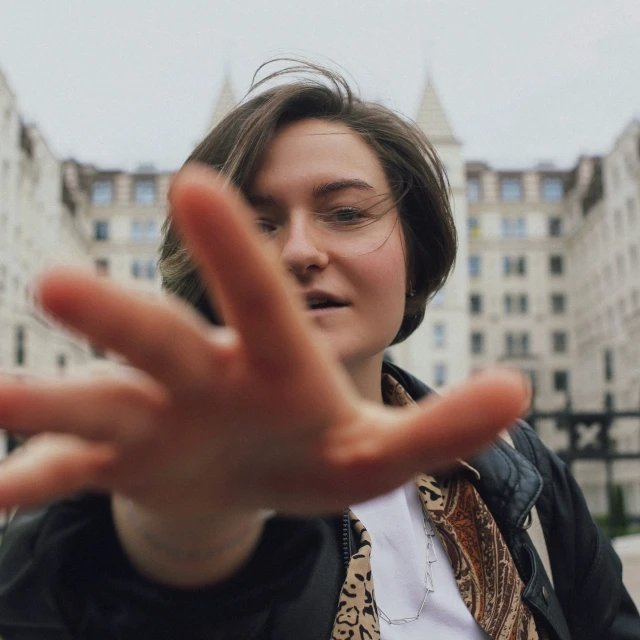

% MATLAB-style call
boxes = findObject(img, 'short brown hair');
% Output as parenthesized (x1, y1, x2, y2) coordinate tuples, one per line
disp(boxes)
(159, 60, 457, 344)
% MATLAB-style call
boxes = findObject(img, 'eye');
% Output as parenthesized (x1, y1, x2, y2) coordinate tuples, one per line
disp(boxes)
(255, 219, 277, 234)
(330, 207, 366, 224)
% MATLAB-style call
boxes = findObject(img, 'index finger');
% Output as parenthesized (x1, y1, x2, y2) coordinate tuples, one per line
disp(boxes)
(169, 165, 343, 388)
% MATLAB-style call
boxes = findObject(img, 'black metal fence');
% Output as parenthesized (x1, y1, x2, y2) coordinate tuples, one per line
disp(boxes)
(527, 405, 640, 538)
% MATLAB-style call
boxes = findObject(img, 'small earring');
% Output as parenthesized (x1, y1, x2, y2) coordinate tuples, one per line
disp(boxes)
(407, 284, 416, 298)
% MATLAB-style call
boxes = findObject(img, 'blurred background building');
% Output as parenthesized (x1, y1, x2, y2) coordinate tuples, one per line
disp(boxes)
(1, 64, 639, 522)
(0, 70, 93, 383)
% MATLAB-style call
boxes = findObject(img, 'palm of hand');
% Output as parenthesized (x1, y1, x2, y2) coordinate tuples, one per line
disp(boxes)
(0, 165, 528, 516)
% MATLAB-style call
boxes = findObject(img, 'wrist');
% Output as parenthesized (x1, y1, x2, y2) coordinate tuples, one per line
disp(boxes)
(112, 494, 267, 588)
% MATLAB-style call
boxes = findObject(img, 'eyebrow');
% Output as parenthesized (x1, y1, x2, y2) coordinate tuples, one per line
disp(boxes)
(313, 179, 376, 197)
(247, 179, 376, 208)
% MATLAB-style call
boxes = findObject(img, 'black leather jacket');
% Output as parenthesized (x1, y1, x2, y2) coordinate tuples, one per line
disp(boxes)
(0, 363, 638, 639)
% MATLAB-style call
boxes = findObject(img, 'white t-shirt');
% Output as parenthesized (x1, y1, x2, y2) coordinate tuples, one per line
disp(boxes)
(352, 481, 490, 640)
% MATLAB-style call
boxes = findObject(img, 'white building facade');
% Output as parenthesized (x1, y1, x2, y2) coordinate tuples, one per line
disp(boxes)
(82, 165, 171, 296)
(464, 163, 572, 411)
(0, 69, 93, 380)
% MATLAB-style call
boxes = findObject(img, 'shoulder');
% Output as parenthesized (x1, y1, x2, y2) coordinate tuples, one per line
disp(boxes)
(0, 494, 112, 636)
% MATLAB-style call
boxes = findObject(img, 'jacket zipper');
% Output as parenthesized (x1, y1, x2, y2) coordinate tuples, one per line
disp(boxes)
(342, 510, 352, 569)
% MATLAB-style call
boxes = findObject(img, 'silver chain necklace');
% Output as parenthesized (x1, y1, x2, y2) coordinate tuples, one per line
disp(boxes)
(376, 502, 438, 626)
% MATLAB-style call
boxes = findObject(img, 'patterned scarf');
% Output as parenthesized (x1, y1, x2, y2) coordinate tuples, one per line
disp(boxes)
(330, 374, 541, 640)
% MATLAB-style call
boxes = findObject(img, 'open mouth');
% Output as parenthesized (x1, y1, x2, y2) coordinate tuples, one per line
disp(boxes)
(305, 297, 349, 311)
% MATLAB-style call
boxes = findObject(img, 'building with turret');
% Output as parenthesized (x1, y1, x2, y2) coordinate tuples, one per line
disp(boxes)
(391, 79, 470, 389)
(1, 63, 639, 519)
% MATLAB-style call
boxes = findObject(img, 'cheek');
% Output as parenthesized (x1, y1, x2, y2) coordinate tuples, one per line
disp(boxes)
(356, 236, 408, 317)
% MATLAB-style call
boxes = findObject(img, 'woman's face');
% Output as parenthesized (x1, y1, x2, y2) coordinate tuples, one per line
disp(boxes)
(247, 118, 408, 370)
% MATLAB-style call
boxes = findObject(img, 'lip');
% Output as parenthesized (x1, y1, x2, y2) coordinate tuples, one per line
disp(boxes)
(301, 289, 351, 312)
(306, 305, 350, 317)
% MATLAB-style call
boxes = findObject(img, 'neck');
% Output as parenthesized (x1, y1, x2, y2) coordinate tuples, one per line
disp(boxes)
(343, 352, 385, 404)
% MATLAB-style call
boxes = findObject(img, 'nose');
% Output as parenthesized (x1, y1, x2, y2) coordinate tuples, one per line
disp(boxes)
(279, 212, 329, 278)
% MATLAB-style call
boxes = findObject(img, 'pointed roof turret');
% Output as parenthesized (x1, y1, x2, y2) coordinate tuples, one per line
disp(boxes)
(208, 75, 237, 132)
(415, 78, 458, 145)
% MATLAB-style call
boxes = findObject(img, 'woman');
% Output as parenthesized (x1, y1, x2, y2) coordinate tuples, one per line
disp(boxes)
(0, 61, 637, 639)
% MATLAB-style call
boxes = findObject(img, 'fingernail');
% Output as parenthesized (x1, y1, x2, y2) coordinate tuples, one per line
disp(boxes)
(519, 372, 533, 413)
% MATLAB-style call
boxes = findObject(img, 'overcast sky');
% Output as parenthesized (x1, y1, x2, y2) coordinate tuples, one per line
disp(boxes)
(0, 0, 638, 172)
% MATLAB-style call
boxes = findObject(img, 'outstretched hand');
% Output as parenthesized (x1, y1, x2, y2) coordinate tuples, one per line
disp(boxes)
(0, 165, 529, 518)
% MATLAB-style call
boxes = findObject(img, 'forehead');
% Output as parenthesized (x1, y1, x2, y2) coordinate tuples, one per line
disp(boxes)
(250, 119, 389, 194)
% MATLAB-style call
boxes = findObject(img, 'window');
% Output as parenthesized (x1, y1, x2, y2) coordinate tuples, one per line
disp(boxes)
(500, 177, 522, 202)
(552, 331, 567, 353)
(467, 177, 481, 202)
(132, 259, 156, 280)
(14, 325, 25, 366)
(630, 245, 638, 271)
(502, 256, 511, 275)
(518, 257, 526, 275)
(501, 217, 527, 238)
(616, 254, 626, 280)
(468, 216, 480, 238)
(551, 293, 566, 314)
(468, 255, 481, 277)
(504, 294, 528, 314)
(431, 289, 445, 306)
(94, 220, 109, 241)
(604, 348, 614, 382)
(146, 220, 158, 241)
(553, 370, 569, 392)
(145, 259, 156, 280)
(433, 323, 445, 348)
(549, 255, 564, 275)
(92, 181, 113, 205)
(519, 294, 528, 314)
(471, 332, 484, 354)
(131, 220, 143, 242)
(132, 219, 159, 242)
(627, 198, 637, 226)
(95, 258, 109, 276)
(523, 369, 537, 395)
(505, 332, 530, 356)
(542, 177, 564, 201)
(434, 363, 447, 387)
(134, 180, 156, 205)
(604, 392, 615, 412)
(548, 217, 562, 236)
(470, 294, 482, 314)
(503, 255, 527, 276)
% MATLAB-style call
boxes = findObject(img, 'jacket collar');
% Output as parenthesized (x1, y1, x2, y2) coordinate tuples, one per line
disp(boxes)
(382, 360, 543, 531)
(470, 439, 543, 531)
